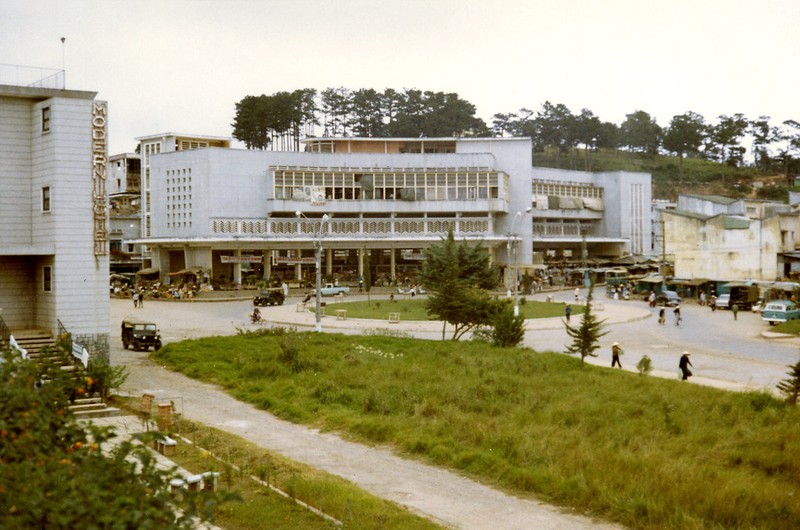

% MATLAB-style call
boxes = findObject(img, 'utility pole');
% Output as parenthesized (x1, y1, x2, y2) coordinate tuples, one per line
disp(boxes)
(60, 37, 66, 87)
(660, 218, 666, 277)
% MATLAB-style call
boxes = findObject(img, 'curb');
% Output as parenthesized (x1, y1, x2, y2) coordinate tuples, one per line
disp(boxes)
(761, 331, 797, 339)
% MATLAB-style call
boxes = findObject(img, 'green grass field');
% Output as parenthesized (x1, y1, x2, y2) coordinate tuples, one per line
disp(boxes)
(152, 331, 800, 529)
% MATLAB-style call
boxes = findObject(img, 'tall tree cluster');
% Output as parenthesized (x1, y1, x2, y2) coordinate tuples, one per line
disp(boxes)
(232, 87, 489, 149)
(232, 87, 800, 175)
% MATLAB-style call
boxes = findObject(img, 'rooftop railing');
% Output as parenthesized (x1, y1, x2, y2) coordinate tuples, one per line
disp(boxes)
(0, 64, 65, 89)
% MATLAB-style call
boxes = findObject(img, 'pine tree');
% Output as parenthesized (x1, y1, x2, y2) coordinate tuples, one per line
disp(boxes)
(491, 303, 526, 347)
(776, 358, 800, 405)
(564, 286, 608, 367)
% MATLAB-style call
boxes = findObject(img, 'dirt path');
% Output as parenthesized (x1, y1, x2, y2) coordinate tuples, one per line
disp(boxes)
(111, 298, 621, 529)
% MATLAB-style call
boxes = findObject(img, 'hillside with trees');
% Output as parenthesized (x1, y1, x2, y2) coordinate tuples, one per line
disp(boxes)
(231, 88, 800, 200)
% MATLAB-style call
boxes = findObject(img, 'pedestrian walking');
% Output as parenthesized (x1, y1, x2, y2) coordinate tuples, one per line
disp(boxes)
(565, 304, 572, 323)
(611, 342, 623, 369)
(138, 288, 144, 308)
(574, 287, 580, 302)
(658, 307, 666, 325)
(679, 351, 693, 380)
(732, 303, 739, 320)
(132, 291, 139, 308)
(709, 295, 717, 312)
(648, 291, 656, 308)
(673, 305, 682, 326)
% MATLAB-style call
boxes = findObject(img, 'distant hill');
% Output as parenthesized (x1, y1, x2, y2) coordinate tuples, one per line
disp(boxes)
(532, 148, 790, 201)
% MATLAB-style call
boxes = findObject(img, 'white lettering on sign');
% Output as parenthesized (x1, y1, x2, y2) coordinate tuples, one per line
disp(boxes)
(220, 255, 263, 264)
(92, 101, 108, 256)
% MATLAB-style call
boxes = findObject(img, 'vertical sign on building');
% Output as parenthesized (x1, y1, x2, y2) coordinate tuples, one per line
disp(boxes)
(92, 102, 108, 255)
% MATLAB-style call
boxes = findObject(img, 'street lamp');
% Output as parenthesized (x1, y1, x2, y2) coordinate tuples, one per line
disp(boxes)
(508, 207, 532, 317)
(296, 211, 330, 332)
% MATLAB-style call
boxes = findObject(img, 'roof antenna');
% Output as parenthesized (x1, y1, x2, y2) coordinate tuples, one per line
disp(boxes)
(60, 37, 66, 87)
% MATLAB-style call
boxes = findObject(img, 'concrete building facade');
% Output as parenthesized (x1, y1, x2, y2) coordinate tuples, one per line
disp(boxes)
(108, 153, 143, 274)
(0, 71, 109, 356)
(138, 136, 651, 287)
(662, 194, 800, 282)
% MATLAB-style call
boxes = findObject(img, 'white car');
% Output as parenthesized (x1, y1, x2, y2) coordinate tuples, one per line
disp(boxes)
(715, 293, 730, 309)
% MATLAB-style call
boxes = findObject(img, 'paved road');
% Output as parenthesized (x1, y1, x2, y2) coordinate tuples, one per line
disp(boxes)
(109, 289, 798, 529)
(525, 288, 800, 394)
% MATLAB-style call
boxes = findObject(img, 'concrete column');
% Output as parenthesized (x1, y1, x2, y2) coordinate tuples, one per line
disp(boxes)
(264, 250, 271, 280)
(390, 248, 396, 282)
(326, 248, 333, 277)
(232, 249, 242, 286)
(358, 247, 364, 277)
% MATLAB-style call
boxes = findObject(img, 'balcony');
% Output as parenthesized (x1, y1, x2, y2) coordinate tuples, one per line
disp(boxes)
(210, 216, 491, 240)
(271, 198, 507, 215)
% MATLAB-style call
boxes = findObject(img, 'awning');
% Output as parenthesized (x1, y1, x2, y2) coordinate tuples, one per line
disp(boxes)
(135, 267, 160, 276)
(637, 274, 665, 284)
(723, 281, 755, 288)
(671, 278, 710, 287)
(168, 267, 207, 277)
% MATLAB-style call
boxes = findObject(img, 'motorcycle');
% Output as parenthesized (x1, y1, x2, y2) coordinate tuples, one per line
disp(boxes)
(250, 310, 262, 324)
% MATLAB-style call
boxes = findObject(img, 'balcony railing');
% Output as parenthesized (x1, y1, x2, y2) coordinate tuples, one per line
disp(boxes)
(210, 216, 491, 239)
(533, 222, 597, 238)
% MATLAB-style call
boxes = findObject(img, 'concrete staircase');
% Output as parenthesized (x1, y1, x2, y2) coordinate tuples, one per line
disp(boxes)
(11, 329, 120, 419)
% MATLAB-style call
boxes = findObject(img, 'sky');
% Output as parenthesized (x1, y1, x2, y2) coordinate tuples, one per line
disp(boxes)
(2, 0, 799, 155)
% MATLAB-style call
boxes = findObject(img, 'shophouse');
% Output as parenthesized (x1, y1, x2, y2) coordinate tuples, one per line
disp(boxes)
(138, 136, 651, 288)
(0, 65, 109, 356)
(662, 194, 800, 282)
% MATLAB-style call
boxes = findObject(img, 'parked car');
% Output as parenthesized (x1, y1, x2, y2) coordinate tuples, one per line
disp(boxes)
(761, 300, 800, 325)
(121, 319, 162, 351)
(715, 293, 730, 309)
(655, 290, 681, 307)
(253, 288, 285, 306)
(313, 283, 350, 296)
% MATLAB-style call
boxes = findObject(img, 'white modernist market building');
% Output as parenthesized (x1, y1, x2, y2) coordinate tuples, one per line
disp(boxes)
(0, 67, 109, 356)
(139, 136, 651, 287)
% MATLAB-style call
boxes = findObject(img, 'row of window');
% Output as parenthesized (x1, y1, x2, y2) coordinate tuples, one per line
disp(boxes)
(532, 180, 603, 198)
(273, 167, 502, 201)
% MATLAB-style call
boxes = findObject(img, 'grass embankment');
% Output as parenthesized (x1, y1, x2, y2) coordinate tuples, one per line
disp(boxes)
(772, 319, 800, 335)
(533, 147, 761, 200)
(153, 331, 800, 529)
(322, 298, 584, 321)
(150, 414, 441, 530)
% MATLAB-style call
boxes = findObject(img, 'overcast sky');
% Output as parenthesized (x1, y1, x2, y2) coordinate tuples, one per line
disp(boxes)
(2, 0, 799, 155)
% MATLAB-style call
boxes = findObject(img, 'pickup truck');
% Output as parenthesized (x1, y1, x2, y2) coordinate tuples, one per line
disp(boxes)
(313, 283, 350, 296)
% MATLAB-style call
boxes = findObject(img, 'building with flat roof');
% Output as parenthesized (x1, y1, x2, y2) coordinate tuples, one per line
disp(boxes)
(138, 136, 651, 288)
(108, 153, 143, 274)
(0, 66, 109, 356)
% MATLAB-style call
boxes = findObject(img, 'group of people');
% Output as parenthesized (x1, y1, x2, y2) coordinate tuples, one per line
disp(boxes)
(131, 288, 145, 308)
(657, 305, 682, 326)
(609, 341, 694, 380)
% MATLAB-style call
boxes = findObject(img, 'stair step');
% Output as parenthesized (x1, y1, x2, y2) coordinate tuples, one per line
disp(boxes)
(72, 397, 104, 406)
(69, 402, 108, 412)
(72, 406, 121, 419)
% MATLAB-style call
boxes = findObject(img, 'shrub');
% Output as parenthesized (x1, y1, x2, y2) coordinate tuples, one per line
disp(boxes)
(0, 349, 228, 527)
(490, 305, 525, 347)
(278, 336, 303, 372)
(636, 355, 653, 376)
